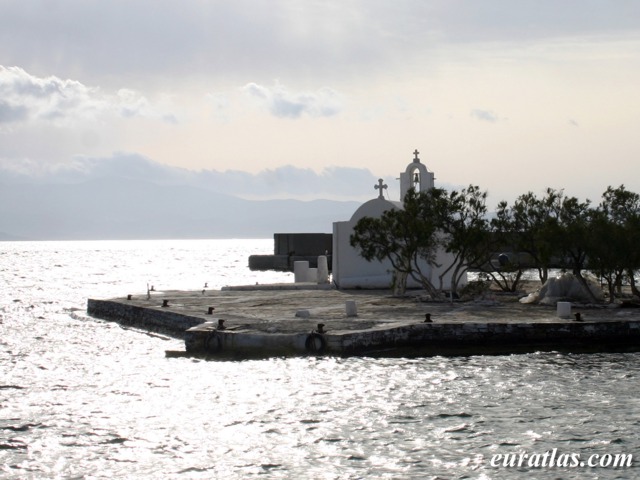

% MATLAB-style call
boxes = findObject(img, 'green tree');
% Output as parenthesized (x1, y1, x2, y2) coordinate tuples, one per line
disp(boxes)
(551, 191, 599, 301)
(588, 185, 640, 301)
(588, 208, 624, 302)
(429, 185, 492, 296)
(490, 200, 529, 292)
(350, 189, 443, 298)
(494, 190, 563, 284)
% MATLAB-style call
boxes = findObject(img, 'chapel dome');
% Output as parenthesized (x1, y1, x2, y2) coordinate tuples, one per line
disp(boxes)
(350, 197, 402, 223)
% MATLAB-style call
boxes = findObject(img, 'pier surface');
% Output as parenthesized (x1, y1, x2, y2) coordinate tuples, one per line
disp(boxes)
(87, 284, 640, 358)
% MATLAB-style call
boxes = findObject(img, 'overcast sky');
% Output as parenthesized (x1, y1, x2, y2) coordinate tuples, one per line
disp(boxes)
(1, 1, 640, 204)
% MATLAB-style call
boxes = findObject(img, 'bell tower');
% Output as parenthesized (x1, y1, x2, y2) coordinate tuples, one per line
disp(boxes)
(399, 149, 434, 200)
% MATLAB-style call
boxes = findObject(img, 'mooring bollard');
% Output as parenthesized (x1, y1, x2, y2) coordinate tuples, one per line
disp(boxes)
(127, 294, 132, 300)
(217, 319, 226, 330)
(317, 255, 329, 284)
(162, 299, 169, 308)
(345, 300, 357, 317)
(557, 301, 571, 318)
(207, 307, 215, 315)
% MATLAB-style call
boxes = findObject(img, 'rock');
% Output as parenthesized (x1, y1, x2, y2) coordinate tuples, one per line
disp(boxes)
(519, 273, 604, 305)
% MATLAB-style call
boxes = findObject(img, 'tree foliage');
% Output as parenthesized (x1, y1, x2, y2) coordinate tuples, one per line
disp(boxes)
(588, 185, 640, 302)
(426, 185, 492, 294)
(492, 189, 564, 284)
(349, 182, 640, 303)
(350, 185, 492, 297)
(350, 189, 443, 298)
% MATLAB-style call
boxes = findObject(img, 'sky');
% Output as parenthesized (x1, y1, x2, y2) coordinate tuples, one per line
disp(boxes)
(1, 0, 640, 205)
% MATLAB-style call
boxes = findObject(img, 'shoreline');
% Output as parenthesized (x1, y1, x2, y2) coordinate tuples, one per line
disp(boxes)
(86, 283, 640, 359)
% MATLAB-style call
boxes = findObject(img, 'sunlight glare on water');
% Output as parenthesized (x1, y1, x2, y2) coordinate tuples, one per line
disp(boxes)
(1, 239, 639, 479)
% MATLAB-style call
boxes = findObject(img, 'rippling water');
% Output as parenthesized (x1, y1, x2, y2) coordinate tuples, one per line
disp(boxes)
(1, 240, 639, 479)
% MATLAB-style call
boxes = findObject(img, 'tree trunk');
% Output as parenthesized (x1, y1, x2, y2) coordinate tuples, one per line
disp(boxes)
(541, 266, 548, 284)
(629, 270, 640, 298)
(606, 277, 615, 304)
(391, 270, 407, 297)
(575, 271, 600, 303)
(537, 266, 548, 284)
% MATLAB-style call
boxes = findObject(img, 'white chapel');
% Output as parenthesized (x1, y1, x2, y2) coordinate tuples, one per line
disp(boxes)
(331, 150, 463, 290)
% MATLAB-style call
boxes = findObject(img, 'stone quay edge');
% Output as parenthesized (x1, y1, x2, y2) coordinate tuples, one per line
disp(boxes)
(86, 284, 640, 359)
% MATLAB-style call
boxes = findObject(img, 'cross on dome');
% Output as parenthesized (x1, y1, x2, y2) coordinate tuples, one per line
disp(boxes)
(374, 178, 388, 199)
(413, 149, 420, 163)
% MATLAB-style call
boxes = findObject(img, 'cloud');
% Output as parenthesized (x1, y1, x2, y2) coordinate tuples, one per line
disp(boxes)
(115, 89, 176, 123)
(0, 101, 29, 123)
(0, 66, 104, 125)
(0, 66, 176, 127)
(242, 82, 344, 118)
(2, 1, 639, 87)
(471, 109, 499, 122)
(206, 92, 232, 121)
(237, 165, 385, 199)
(0, 154, 393, 201)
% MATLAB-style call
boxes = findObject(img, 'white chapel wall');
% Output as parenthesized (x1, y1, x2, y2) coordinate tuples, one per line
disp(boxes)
(331, 149, 467, 291)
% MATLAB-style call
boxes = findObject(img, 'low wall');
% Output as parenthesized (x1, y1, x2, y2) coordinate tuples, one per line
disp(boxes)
(274, 233, 332, 256)
(88, 298, 640, 358)
(87, 299, 204, 339)
(331, 320, 640, 356)
(184, 319, 640, 358)
(248, 254, 332, 272)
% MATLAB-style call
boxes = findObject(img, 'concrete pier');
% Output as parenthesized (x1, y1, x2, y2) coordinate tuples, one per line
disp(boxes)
(86, 285, 640, 359)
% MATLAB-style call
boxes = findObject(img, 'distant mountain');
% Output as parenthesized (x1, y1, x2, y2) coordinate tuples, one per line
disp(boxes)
(0, 176, 360, 240)
(0, 153, 394, 203)
(0, 231, 27, 241)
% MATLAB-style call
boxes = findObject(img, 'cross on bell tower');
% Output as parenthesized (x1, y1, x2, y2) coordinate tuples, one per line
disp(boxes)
(400, 148, 434, 199)
(374, 178, 388, 199)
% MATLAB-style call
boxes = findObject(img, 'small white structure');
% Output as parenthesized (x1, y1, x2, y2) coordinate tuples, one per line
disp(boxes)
(317, 255, 330, 284)
(557, 301, 572, 318)
(294, 261, 310, 283)
(332, 149, 464, 290)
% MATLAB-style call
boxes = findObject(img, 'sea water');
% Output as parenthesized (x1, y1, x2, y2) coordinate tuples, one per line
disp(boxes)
(1, 239, 639, 479)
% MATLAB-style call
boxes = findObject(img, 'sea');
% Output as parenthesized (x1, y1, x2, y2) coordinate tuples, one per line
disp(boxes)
(1, 239, 638, 479)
